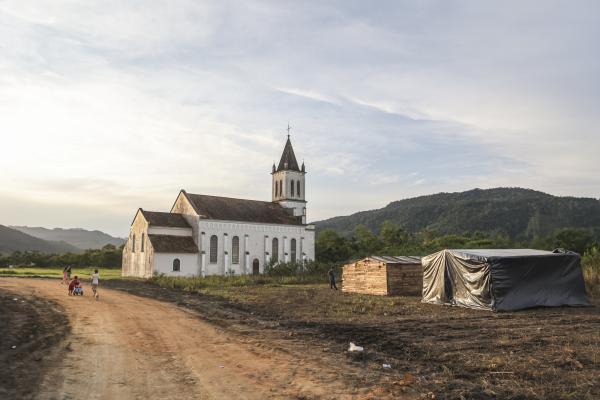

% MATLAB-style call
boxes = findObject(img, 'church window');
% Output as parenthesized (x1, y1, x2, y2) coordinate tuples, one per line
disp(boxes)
(232, 236, 240, 264)
(291, 180, 295, 197)
(272, 237, 279, 262)
(210, 235, 218, 263)
(132, 234, 136, 253)
(173, 258, 180, 272)
(291, 239, 297, 262)
(141, 233, 145, 252)
(275, 181, 278, 197)
(297, 181, 301, 197)
(279, 180, 283, 197)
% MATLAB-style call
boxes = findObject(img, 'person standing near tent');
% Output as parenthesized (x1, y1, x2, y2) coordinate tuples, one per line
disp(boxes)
(328, 267, 338, 290)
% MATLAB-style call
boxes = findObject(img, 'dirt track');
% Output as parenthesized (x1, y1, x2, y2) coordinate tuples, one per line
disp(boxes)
(3, 277, 598, 399)
(0, 278, 367, 400)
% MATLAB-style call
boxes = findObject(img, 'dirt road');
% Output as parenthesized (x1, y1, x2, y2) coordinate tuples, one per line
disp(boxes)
(0, 278, 360, 400)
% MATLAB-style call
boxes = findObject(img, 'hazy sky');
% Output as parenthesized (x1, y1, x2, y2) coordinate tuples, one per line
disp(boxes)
(1, 1, 599, 236)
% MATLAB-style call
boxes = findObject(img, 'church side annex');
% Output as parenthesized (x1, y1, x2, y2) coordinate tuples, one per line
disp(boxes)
(122, 135, 315, 277)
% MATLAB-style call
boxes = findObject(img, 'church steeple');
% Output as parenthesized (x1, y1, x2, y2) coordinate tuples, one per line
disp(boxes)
(271, 128, 307, 223)
(276, 136, 300, 172)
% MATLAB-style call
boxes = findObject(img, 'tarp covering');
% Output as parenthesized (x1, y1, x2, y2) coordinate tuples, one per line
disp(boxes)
(422, 249, 590, 311)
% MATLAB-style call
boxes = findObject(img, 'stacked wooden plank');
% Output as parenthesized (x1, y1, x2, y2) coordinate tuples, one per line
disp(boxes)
(386, 263, 423, 295)
(342, 256, 422, 296)
(342, 258, 389, 295)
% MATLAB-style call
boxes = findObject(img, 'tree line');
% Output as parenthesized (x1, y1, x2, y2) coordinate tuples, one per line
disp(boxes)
(316, 221, 599, 263)
(1, 224, 598, 269)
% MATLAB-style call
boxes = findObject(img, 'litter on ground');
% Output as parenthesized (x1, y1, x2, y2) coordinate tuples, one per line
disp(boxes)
(348, 342, 363, 352)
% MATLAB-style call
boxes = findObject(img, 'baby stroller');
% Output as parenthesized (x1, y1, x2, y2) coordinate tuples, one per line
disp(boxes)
(73, 286, 84, 296)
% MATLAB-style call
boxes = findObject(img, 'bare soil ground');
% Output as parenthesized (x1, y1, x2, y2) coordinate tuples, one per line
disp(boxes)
(2, 277, 598, 399)
(0, 288, 69, 399)
(105, 280, 600, 400)
(0, 278, 399, 400)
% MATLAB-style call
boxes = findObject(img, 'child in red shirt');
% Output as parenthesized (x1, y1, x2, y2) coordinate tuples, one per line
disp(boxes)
(68, 276, 80, 295)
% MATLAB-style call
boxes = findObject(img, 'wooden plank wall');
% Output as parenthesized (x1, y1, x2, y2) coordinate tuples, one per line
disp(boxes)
(342, 258, 423, 296)
(342, 259, 389, 295)
(386, 263, 422, 295)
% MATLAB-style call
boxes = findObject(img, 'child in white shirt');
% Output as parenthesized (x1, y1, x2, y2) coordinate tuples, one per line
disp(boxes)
(91, 269, 100, 300)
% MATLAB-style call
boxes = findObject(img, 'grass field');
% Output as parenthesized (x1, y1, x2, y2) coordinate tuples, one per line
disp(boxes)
(0, 267, 124, 280)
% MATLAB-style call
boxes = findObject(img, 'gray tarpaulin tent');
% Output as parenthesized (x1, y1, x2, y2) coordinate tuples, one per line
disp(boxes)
(421, 249, 590, 311)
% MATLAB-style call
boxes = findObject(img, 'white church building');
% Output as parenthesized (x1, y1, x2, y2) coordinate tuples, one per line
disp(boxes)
(122, 136, 315, 278)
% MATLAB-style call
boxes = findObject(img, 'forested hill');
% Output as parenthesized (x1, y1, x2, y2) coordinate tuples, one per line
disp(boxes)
(0, 225, 80, 254)
(313, 188, 600, 240)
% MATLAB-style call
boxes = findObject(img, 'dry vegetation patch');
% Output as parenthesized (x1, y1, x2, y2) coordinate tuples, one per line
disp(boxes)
(105, 278, 600, 399)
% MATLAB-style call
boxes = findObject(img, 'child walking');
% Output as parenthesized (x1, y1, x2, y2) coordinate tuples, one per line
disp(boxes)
(91, 269, 100, 300)
(62, 266, 69, 285)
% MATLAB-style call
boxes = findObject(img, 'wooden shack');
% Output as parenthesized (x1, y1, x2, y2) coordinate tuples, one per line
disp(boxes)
(342, 256, 422, 296)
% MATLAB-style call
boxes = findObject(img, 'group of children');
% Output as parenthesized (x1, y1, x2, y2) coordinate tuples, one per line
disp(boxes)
(62, 266, 100, 300)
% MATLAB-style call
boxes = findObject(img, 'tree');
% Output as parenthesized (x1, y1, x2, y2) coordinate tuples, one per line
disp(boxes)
(316, 229, 351, 263)
(353, 224, 381, 257)
(379, 221, 409, 248)
(551, 228, 595, 254)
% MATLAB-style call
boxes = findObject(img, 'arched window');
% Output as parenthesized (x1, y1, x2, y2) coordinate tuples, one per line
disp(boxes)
(291, 238, 297, 262)
(132, 234, 136, 252)
(291, 179, 295, 197)
(275, 181, 278, 197)
(141, 233, 145, 252)
(210, 235, 218, 263)
(173, 258, 180, 272)
(279, 180, 283, 197)
(297, 180, 301, 197)
(232, 236, 240, 264)
(272, 237, 279, 262)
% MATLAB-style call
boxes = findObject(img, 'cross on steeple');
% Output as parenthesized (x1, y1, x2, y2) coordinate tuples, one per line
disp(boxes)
(287, 122, 291, 138)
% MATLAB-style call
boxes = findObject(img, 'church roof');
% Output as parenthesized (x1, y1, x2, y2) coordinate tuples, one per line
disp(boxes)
(276, 137, 301, 172)
(148, 234, 198, 253)
(183, 192, 303, 225)
(140, 210, 191, 228)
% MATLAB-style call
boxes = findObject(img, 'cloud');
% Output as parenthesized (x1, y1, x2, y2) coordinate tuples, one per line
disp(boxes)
(0, 1, 598, 234)
(275, 87, 339, 105)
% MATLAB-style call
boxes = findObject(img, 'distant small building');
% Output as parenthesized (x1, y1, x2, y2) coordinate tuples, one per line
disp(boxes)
(342, 256, 422, 296)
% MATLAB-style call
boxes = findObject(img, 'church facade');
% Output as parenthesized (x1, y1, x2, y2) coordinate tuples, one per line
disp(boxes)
(122, 137, 315, 278)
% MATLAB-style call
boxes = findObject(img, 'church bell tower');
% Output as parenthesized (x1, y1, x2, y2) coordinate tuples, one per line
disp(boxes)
(272, 130, 307, 224)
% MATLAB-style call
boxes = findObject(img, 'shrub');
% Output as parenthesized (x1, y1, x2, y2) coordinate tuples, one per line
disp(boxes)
(582, 246, 600, 298)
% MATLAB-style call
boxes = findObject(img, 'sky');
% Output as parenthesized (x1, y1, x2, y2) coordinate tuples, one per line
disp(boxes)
(1, 1, 599, 237)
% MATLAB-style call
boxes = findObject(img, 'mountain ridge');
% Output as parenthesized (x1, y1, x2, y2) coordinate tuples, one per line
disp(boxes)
(313, 187, 600, 240)
(0, 225, 81, 254)
(9, 226, 125, 250)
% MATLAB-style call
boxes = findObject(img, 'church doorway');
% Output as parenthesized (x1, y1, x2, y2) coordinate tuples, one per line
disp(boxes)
(252, 259, 260, 275)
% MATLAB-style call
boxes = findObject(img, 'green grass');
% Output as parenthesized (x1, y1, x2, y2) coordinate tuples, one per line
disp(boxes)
(148, 273, 328, 292)
(0, 266, 124, 280)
